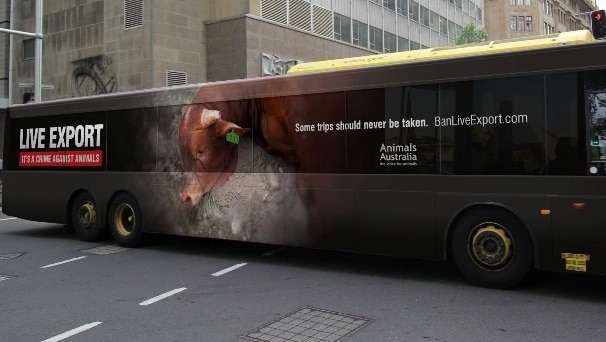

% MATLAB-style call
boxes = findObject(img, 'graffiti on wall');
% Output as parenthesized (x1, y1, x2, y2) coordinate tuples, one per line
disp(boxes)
(72, 56, 117, 96)
(261, 53, 303, 76)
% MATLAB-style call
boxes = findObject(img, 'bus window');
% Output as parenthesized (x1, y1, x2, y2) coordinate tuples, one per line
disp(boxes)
(441, 75, 546, 175)
(586, 91, 606, 175)
(545, 72, 583, 175)
(346, 86, 438, 174)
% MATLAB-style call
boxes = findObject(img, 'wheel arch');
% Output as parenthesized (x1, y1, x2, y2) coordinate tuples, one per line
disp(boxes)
(443, 202, 539, 267)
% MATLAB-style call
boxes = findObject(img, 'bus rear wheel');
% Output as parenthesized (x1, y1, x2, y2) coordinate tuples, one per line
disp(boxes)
(109, 192, 144, 247)
(450, 208, 534, 289)
(71, 192, 105, 241)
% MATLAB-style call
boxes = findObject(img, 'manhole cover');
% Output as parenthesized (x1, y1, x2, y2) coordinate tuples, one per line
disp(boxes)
(0, 253, 24, 260)
(242, 306, 371, 342)
(81, 244, 131, 255)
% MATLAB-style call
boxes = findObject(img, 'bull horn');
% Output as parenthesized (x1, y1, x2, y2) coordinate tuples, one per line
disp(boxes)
(200, 109, 221, 128)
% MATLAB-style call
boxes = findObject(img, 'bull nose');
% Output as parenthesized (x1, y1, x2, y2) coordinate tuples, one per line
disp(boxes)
(180, 193, 194, 206)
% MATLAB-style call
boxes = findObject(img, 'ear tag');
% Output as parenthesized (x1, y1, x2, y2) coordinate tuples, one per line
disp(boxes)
(226, 130, 240, 144)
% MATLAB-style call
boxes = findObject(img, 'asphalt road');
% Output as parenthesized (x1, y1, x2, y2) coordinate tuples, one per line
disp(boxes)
(1, 211, 606, 342)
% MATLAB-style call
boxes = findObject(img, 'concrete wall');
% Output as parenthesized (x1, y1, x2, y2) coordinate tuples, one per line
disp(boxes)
(149, 1, 206, 88)
(206, 16, 372, 82)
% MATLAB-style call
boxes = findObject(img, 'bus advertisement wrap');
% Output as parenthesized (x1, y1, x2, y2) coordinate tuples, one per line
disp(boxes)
(4, 32, 606, 289)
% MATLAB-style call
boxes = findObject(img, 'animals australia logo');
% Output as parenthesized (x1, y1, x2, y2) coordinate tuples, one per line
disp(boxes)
(380, 143, 418, 166)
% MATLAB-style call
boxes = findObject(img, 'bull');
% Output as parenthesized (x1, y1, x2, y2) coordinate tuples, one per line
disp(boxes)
(177, 89, 348, 246)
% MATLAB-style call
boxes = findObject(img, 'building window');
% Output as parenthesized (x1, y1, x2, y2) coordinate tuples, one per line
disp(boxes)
(526, 16, 533, 31)
(409, 0, 419, 22)
(384, 32, 397, 53)
(511, 16, 517, 31)
(430, 11, 439, 31)
(383, 0, 396, 11)
(23, 38, 34, 60)
(369, 26, 383, 52)
(517, 0, 523, 5)
(397, 0, 408, 17)
(352, 20, 368, 48)
(420, 6, 430, 26)
(525, 0, 531, 5)
(334, 13, 351, 43)
(448, 21, 456, 37)
(440, 16, 448, 35)
(398, 37, 410, 51)
(543, 1, 553, 16)
(410, 40, 421, 50)
(518, 16, 525, 31)
(510, 0, 516, 5)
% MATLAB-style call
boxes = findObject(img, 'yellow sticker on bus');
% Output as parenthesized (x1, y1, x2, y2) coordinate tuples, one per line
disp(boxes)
(561, 253, 591, 272)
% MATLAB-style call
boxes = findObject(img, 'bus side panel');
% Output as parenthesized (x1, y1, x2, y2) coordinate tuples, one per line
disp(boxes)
(2, 171, 70, 224)
(355, 189, 435, 259)
(552, 195, 606, 275)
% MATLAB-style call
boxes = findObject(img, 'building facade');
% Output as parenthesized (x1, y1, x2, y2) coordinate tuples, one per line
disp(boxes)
(6, 0, 483, 103)
(484, 0, 597, 40)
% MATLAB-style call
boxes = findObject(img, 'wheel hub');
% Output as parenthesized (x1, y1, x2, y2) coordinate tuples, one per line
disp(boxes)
(470, 224, 512, 268)
(114, 204, 135, 237)
(77, 202, 96, 230)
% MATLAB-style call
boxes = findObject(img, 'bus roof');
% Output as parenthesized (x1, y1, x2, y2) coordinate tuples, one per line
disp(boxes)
(287, 30, 595, 75)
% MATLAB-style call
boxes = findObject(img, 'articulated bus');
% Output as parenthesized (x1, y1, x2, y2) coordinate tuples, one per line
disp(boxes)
(3, 30, 606, 288)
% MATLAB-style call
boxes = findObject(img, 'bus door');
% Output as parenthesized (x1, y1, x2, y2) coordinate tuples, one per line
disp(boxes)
(551, 85, 606, 274)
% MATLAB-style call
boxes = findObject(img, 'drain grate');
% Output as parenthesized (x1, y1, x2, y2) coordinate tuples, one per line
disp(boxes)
(0, 253, 24, 260)
(81, 244, 131, 255)
(242, 306, 371, 342)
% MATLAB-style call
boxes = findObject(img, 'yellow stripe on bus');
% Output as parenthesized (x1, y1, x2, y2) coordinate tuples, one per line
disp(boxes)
(287, 30, 595, 75)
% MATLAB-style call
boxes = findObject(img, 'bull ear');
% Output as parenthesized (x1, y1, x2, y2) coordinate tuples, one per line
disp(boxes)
(200, 109, 221, 128)
(214, 120, 249, 138)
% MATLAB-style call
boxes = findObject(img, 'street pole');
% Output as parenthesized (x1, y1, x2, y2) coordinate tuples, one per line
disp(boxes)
(34, 0, 42, 103)
(0, 0, 43, 103)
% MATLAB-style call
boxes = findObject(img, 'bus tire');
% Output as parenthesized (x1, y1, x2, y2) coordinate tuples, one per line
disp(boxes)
(450, 207, 534, 289)
(71, 192, 105, 242)
(108, 192, 144, 248)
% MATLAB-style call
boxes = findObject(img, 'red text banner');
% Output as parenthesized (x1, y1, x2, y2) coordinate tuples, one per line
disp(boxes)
(19, 150, 103, 167)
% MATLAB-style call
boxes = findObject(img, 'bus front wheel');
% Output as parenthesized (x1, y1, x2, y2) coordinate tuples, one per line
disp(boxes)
(450, 207, 534, 289)
(71, 192, 105, 241)
(108, 192, 144, 248)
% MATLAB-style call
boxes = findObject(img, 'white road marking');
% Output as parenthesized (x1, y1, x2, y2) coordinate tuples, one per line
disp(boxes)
(0, 217, 18, 221)
(40, 256, 87, 269)
(139, 287, 187, 306)
(212, 263, 247, 276)
(41, 321, 102, 342)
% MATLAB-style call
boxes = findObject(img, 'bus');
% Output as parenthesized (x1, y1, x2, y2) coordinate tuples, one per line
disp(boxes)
(3, 30, 606, 289)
